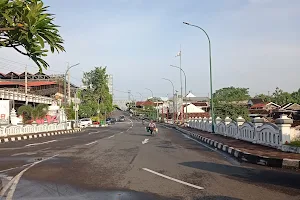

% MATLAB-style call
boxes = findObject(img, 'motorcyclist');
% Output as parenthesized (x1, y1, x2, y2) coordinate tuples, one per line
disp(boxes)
(148, 120, 156, 135)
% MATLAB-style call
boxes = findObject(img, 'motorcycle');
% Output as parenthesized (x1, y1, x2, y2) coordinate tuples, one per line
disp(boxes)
(145, 126, 158, 136)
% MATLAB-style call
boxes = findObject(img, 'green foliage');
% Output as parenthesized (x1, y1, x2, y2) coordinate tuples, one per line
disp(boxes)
(213, 87, 250, 120)
(17, 104, 33, 123)
(288, 140, 300, 147)
(64, 102, 75, 120)
(79, 67, 113, 118)
(213, 87, 250, 102)
(255, 87, 300, 105)
(17, 103, 48, 123)
(254, 94, 272, 103)
(0, 0, 65, 71)
(271, 87, 293, 105)
(214, 102, 250, 121)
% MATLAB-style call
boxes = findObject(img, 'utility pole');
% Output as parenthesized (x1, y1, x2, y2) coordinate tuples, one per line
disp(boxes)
(175, 90, 179, 121)
(68, 70, 71, 105)
(128, 90, 131, 102)
(179, 45, 182, 100)
(25, 65, 28, 105)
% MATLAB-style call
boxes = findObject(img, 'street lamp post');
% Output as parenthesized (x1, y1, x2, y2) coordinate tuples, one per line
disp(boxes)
(183, 21, 214, 133)
(162, 78, 175, 124)
(170, 65, 187, 123)
(64, 63, 80, 105)
(137, 92, 143, 101)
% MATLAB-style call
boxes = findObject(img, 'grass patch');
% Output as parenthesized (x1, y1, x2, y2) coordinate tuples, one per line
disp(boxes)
(288, 140, 300, 147)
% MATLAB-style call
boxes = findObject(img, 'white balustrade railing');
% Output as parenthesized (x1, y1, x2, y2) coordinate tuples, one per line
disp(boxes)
(187, 115, 293, 149)
(0, 123, 68, 138)
(256, 123, 280, 147)
(0, 89, 54, 104)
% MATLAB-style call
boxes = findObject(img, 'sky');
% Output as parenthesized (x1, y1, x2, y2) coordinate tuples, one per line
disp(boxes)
(0, 0, 299, 100)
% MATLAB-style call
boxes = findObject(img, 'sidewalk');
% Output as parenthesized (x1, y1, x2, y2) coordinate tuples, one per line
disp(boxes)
(171, 125, 300, 169)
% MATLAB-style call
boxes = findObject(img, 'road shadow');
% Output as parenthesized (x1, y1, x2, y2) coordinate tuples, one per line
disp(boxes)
(179, 161, 300, 190)
(129, 133, 152, 137)
(192, 196, 241, 200)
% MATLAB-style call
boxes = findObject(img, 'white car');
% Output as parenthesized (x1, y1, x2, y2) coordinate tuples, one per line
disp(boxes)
(79, 118, 92, 128)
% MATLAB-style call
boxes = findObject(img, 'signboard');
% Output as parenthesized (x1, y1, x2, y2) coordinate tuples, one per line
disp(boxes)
(0, 100, 11, 125)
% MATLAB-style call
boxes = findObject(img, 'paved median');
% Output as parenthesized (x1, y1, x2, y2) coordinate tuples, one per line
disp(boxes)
(167, 124, 300, 169)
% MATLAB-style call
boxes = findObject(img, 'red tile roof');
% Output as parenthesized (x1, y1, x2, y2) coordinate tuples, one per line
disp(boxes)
(192, 102, 209, 107)
(136, 100, 155, 107)
(0, 81, 57, 87)
(27, 81, 56, 87)
(250, 103, 267, 109)
(0, 81, 20, 85)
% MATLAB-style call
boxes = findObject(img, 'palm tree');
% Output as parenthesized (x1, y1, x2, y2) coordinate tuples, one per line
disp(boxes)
(17, 104, 49, 124)
(17, 105, 33, 124)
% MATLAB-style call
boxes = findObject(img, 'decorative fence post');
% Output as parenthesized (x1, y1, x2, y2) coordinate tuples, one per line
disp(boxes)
(275, 114, 293, 145)
(252, 117, 264, 127)
(252, 117, 264, 143)
(224, 117, 232, 136)
(236, 116, 245, 139)
(215, 117, 222, 134)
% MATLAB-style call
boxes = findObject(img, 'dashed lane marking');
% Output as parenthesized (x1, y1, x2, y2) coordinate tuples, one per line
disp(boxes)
(142, 168, 204, 190)
(107, 135, 115, 139)
(85, 141, 98, 146)
(25, 140, 57, 147)
(142, 138, 149, 144)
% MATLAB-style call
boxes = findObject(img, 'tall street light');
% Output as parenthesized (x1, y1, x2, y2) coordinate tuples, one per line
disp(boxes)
(162, 78, 175, 123)
(183, 21, 214, 133)
(64, 63, 80, 105)
(170, 65, 187, 122)
(137, 92, 143, 101)
(145, 88, 158, 121)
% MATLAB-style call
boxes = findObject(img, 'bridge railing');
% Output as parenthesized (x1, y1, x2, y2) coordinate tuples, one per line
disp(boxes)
(0, 89, 54, 104)
(187, 115, 294, 149)
(0, 123, 68, 138)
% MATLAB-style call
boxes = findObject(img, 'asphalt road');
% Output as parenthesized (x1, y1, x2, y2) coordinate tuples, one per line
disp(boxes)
(0, 113, 300, 200)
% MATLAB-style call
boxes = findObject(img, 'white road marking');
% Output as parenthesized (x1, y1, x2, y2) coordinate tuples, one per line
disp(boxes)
(108, 135, 115, 139)
(0, 163, 32, 173)
(85, 141, 97, 146)
(142, 168, 204, 190)
(11, 152, 37, 156)
(89, 130, 109, 135)
(142, 138, 149, 144)
(1, 154, 58, 199)
(181, 133, 240, 166)
(182, 133, 223, 154)
(25, 140, 57, 147)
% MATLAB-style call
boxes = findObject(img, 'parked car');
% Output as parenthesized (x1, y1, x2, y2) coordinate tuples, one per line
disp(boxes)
(106, 117, 116, 124)
(79, 118, 92, 127)
(118, 115, 125, 122)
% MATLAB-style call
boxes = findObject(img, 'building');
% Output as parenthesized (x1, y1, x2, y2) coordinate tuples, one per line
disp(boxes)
(0, 71, 77, 98)
(168, 91, 210, 120)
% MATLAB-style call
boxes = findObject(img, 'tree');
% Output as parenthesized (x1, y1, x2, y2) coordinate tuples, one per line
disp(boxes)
(0, 0, 65, 70)
(213, 87, 250, 102)
(272, 87, 292, 105)
(17, 103, 48, 123)
(291, 89, 300, 104)
(17, 104, 33, 123)
(215, 103, 250, 121)
(254, 94, 272, 103)
(79, 67, 113, 119)
(213, 87, 250, 120)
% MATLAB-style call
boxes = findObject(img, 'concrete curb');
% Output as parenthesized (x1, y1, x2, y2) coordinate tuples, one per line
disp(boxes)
(0, 128, 83, 144)
(166, 124, 300, 169)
